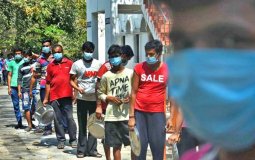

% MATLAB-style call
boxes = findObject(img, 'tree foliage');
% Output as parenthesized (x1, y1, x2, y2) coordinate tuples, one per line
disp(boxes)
(0, 0, 86, 59)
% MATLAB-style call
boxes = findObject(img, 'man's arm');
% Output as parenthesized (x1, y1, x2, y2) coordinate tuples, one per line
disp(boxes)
(7, 71, 12, 95)
(43, 83, 50, 106)
(17, 66, 23, 98)
(128, 72, 139, 131)
(70, 74, 84, 94)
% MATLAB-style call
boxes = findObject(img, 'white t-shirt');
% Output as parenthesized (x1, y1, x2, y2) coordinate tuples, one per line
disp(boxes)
(70, 59, 101, 101)
(98, 68, 133, 121)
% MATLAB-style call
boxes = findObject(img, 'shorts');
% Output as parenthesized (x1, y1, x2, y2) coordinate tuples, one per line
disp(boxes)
(22, 92, 31, 111)
(105, 121, 130, 148)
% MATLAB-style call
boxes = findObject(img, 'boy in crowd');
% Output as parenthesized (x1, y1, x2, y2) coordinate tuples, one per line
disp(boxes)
(95, 45, 134, 160)
(17, 49, 37, 131)
(97, 44, 133, 160)
(70, 41, 102, 158)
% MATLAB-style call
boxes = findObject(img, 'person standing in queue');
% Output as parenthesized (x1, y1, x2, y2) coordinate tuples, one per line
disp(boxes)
(43, 44, 77, 149)
(69, 41, 102, 158)
(97, 44, 133, 160)
(128, 40, 170, 160)
(7, 47, 24, 129)
(95, 45, 134, 160)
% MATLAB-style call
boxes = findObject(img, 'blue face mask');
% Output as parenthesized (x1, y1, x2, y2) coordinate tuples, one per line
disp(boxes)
(23, 57, 30, 63)
(146, 55, 158, 65)
(83, 52, 93, 61)
(53, 53, 63, 61)
(109, 56, 122, 66)
(42, 47, 51, 54)
(167, 48, 255, 151)
(14, 54, 23, 61)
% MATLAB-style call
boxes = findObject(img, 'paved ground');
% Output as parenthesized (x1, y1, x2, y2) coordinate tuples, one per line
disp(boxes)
(0, 85, 173, 160)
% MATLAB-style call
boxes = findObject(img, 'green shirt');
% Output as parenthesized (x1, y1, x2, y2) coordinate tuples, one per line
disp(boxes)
(7, 60, 24, 87)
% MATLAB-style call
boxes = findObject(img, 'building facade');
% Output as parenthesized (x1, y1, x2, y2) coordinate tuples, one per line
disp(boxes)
(87, 0, 170, 68)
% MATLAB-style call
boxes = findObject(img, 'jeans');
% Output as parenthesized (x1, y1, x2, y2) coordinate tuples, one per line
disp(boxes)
(2, 70, 7, 84)
(11, 87, 22, 124)
(51, 97, 77, 142)
(77, 99, 98, 155)
(22, 90, 37, 112)
(135, 111, 166, 160)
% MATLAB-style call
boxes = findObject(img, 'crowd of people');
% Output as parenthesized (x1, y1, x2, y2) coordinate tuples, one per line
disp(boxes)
(6, 38, 174, 160)
(3, 0, 255, 160)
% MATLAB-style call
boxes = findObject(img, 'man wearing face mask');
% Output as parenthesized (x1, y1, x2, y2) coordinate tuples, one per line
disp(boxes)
(43, 44, 77, 149)
(97, 44, 133, 160)
(70, 41, 102, 158)
(128, 40, 169, 160)
(17, 49, 37, 132)
(7, 47, 24, 129)
(155, 0, 255, 159)
(95, 44, 134, 160)
(30, 39, 54, 135)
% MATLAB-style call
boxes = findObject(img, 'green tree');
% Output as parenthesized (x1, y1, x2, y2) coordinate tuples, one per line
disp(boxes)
(0, 0, 87, 59)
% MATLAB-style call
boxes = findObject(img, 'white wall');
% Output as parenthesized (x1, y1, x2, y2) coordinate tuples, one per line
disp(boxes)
(87, 0, 152, 64)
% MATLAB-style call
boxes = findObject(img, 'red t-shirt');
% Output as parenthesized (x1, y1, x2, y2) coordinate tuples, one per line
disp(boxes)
(97, 61, 112, 110)
(134, 62, 168, 112)
(46, 58, 73, 101)
(97, 61, 111, 79)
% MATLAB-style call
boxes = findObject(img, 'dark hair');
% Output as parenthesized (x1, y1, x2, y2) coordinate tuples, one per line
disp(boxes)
(82, 41, 95, 52)
(108, 44, 122, 56)
(24, 49, 33, 56)
(13, 46, 23, 54)
(7, 53, 13, 59)
(121, 45, 134, 57)
(52, 44, 63, 53)
(42, 39, 52, 45)
(145, 40, 163, 54)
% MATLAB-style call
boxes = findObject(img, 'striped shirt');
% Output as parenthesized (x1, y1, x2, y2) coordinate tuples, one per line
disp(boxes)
(18, 62, 36, 92)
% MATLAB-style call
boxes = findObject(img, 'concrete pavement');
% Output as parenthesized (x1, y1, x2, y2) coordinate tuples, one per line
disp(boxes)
(0, 85, 173, 160)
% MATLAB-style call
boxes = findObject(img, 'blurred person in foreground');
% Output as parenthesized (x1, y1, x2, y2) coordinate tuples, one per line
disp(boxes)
(156, 0, 255, 159)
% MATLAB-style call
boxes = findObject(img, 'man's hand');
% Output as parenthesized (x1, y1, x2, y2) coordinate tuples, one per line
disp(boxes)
(167, 133, 180, 145)
(106, 96, 122, 105)
(18, 92, 22, 99)
(128, 117, 136, 131)
(8, 88, 12, 95)
(29, 90, 33, 98)
(166, 118, 174, 133)
(72, 97, 77, 105)
(77, 87, 85, 94)
(95, 106, 103, 119)
(122, 96, 130, 104)
(43, 99, 48, 107)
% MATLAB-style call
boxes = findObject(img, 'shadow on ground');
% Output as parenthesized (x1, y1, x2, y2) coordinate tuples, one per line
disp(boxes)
(33, 138, 58, 148)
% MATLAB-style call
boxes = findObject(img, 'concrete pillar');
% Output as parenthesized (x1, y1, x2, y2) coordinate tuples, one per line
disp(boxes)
(105, 1, 113, 61)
